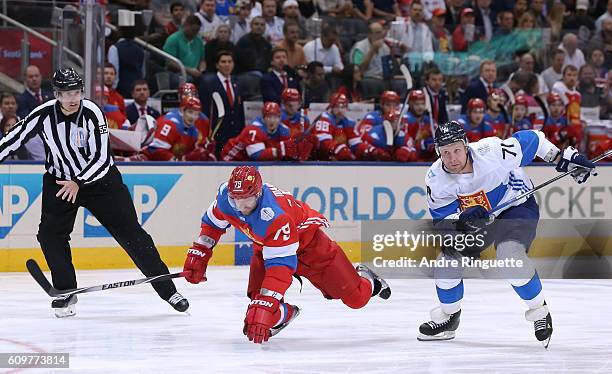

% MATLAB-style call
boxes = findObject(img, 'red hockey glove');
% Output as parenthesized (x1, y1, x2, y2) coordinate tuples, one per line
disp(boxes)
(183, 243, 213, 284)
(372, 148, 392, 161)
(333, 144, 356, 161)
(278, 140, 298, 160)
(296, 139, 314, 161)
(394, 145, 417, 162)
(244, 294, 280, 344)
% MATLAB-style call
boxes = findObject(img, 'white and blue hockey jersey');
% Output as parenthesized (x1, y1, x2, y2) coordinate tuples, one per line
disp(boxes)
(426, 130, 559, 221)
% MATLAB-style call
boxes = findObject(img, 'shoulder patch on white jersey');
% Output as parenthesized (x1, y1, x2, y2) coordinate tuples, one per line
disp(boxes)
(476, 143, 491, 155)
(261, 207, 275, 221)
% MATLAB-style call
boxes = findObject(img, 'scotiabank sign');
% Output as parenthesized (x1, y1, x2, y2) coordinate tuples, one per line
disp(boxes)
(0, 29, 53, 78)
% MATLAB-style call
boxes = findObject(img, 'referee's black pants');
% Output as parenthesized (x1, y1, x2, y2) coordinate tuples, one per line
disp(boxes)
(36, 166, 177, 300)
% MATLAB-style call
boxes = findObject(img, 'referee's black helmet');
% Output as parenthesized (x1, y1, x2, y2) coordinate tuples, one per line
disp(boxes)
(52, 67, 84, 92)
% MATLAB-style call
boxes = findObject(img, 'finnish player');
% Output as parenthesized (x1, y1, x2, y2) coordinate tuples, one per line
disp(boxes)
(182, 166, 391, 344)
(419, 121, 597, 347)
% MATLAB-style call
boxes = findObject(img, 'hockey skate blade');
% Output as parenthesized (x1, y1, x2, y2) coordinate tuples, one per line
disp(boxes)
(417, 331, 455, 341)
(541, 335, 552, 349)
(54, 305, 76, 318)
(270, 306, 300, 337)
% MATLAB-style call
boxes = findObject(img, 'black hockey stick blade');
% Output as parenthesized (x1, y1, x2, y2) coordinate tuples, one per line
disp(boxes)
(26, 259, 54, 296)
(25, 259, 188, 298)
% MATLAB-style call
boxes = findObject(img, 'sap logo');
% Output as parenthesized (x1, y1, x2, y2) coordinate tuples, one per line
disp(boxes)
(0, 174, 43, 239)
(84, 174, 181, 237)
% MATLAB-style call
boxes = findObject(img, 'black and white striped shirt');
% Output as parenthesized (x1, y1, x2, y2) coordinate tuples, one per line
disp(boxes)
(0, 99, 114, 185)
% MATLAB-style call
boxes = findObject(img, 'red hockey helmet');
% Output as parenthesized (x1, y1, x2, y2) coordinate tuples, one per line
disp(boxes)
(467, 98, 485, 111)
(381, 90, 401, 105)
(281, 88, 300, 103)
(408, 89, 426, 103)
(262, 101, 281, 117)
(180, 96, 202, 111)
(329, 92, 349, 108)
(547, 92, 563, 105)
(228, 166, 263, 199)
(488, 88, 504, 101)
(514, 94, 528, 107)
(178, 82, 197, 98)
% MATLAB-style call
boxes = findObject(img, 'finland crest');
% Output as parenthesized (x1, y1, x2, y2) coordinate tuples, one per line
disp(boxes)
(261, 207, 275, 221)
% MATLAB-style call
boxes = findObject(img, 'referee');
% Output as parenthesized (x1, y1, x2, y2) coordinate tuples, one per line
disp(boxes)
(0, 68, 189, 317)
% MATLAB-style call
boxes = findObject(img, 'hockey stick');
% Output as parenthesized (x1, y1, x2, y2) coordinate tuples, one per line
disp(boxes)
(489, 149, 612, 215)
(387, 64, 413, 146)
(209, 91, 226, 140)
(26, 259, 188, 298)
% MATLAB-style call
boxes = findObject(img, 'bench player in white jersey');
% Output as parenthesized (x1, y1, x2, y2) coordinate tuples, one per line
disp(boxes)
(418, 120, 597, 348)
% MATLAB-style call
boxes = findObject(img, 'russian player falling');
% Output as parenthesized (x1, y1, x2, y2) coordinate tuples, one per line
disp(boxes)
(419, 120, 597, 348)
(182, 166, 391, 344)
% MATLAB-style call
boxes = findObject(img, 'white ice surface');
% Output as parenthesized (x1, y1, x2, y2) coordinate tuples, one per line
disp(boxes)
(1, 267, 611, 373)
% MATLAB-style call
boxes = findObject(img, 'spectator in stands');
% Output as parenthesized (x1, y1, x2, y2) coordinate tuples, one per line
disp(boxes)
(445, 0, 465, 31)
(337, 65, 363, 102)
(474, 0, 495, 42)
(304, 24, 344, 74)
(509, 52, 548, 95)
(0, 92, 18, 123)
(165, 1, 186, 36)
(461, 60, 497, 113)
(589, 18, 612, 67)
(400, 2, 434, 54)
(205, 24, 236, 73)
(16, 65, 53, 119)
(230, 0, 251, 44)
(529, 0, 549, 28)
(262, 0, 284, 45)
(108, 25, 145, 98)
(198, 51, 245, 156)
(516, 11, 536, 29)
(372, 0, 401, 21)
(215, 0, 236, 21)
(195, 0, 224, 42)
(163, 15, 206, 82)
(493, 10, 514, 38)
(542, 49, 566, 91)
(552, 65, 581, 125)
(0, 114, 29, 159)
(276, 20, 307, 68)
(452, 8, 481, 52)
(589, 48, 608, 79)
(424, 67, 449, 125)
(317, 0, 352, 17)
(596, 0, 612, 32)
(513, 0, 528, 21)
(578, 64, 604, 108)
(563, 0, 596, 47)
(548, 2, 566, 42)
(303, 61, 330, 107)
(103, 63, 126, 115)
(261, 48, 301, 103)
(560, 33, 586, 70)
(352, 22, 399, 100)
(235, 16, 272, 75)
(431, 8, 452, 52)
(126, 80, 161, 124)
(353, 0, 374, 23)
(298, 0, 316, 18)
(282, 0, 309, 44)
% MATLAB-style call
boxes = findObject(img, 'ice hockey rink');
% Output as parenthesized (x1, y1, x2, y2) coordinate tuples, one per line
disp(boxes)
(1, 266, 611, 373)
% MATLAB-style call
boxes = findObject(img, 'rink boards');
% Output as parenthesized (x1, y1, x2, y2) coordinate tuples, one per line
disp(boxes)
(0, 162, 611, 271)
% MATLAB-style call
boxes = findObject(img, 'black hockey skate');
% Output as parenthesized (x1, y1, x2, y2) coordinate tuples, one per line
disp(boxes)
(417, 307, 461, 341)
(525, 302, 553, 349)
(167, 292, 189, 312)
(52, 295, 78, 318)
(356, 264, 391, 299)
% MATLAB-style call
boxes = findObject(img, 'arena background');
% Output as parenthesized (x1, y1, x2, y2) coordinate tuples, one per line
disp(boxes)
(1, 162, 610, 272)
